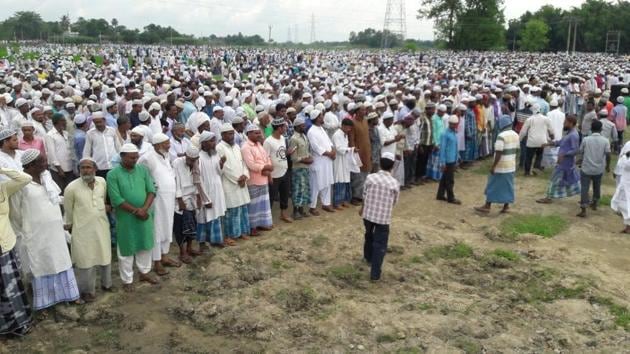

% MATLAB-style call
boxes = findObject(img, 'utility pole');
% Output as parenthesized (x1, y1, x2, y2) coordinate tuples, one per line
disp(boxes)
(566, 18, 572, 54)
(268, 25, 273, 42)
(310, 14, 316, 44)
(294, 24, 299, 44)
(512, 31, 516, 51)
(572, 19, 578, 54)
(287, 26, 292, 43)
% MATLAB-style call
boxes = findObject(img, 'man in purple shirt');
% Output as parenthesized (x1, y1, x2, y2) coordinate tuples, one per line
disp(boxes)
(611, 96, 628, 153)
(537, 115, 581, 204)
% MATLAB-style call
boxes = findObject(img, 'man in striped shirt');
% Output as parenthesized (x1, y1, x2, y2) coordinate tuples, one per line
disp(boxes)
(475, 115, 520, 214)
(359, 152, 399, 281)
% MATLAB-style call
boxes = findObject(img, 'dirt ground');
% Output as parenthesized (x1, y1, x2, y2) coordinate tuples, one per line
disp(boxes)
(2, 160, 630, 353)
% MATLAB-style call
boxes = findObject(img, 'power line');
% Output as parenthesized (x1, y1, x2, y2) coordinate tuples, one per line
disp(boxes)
(310, 13, 316, 44)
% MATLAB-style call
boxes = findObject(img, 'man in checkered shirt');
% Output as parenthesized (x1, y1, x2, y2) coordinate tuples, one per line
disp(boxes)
(359, 152, 400, 281)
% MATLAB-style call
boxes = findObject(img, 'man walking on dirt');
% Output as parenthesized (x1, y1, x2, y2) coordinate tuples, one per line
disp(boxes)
(359, 152, 399, 281)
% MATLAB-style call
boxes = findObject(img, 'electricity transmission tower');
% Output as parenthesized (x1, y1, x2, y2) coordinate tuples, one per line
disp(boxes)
(605, 31, 621, 55)
(287, 26, 292, 43)
(382, 0, 406, 49)
(310, 14, 316, 44)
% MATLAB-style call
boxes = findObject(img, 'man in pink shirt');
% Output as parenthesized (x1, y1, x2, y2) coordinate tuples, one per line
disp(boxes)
(241, 124, 274, 236)
(18, 121, 46, 157)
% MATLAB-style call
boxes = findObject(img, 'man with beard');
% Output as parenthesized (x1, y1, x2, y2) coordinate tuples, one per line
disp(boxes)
(63, 158, 112, 302)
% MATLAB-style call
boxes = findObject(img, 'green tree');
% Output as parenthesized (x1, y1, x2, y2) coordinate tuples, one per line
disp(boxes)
(3, 11, 45, 40)
(60, 15, 71, 32)
(416, 0, 463, 48)
(518, 19, 550, 51)
(453, 0, 505, 50)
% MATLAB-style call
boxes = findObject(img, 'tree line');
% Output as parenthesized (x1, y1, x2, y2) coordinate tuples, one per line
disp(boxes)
(418, 0, 630, 53)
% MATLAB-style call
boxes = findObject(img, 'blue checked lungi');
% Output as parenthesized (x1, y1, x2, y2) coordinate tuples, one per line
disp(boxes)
(485, 172, 515, 204)
(425, 149, 443, 180)
(0, 249, 32, 336)
(333, 182, 351, 207)
(197, 217, 223, 244)
(248, 184, 273, 229)
(291, 168, 311, 207)
(224, 205, 250, 238)
(546, 169, 581, 199)
(32, 268, 80, 311)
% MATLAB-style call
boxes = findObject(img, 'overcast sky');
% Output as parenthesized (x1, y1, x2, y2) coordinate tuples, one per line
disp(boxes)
(4, 0, 586, 42)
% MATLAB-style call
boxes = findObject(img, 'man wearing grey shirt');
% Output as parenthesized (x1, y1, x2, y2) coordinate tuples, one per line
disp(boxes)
(579, 100, 597, 138)
(577, 120, 611, 217)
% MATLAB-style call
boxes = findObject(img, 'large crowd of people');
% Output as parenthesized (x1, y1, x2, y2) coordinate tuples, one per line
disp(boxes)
(0, 45, 629, 337)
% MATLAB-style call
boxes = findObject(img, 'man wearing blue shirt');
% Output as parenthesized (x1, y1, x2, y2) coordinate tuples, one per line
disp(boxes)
(437, 115, 461, 205)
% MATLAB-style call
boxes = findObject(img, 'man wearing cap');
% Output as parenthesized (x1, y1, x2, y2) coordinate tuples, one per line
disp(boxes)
(475, 115, 519, 214)
(288, 116, 312, 219)
(128, 99, 143, 128)
(46, 113, 74, 192)
(63, 158, 112, 302)
(197, 131, 228, 247)
(519, 104, 554, 176)
(359, 152, 399, 281)
(169, 122, 192, 162)
(0, 129, 22, 173)
(103, 100, 118, 128)
(349, 104, 372, 205)
(83, 111, 120, 179)
(107, 143, 158, 290)
(11, 98, 29, 132)
(366, 112, 382, 173)
(210, 106, 225, 140)
(437, 115, 461, 204)
(19, 121, 46, 157)
(139, 133, 180, 275)
(611, 96, 628, 153)
(543, 100, 565, 167)
(597, 109, 618, 146)
(332, 118, 355, 209)
(264, 116, 294, 223)
(216, 123, 251, 240)
(231, 116, 246, 147)
(11, 149, 81, 309)
(425, 104, 446, 181)
(242, 124, 274, 233)
(172, 146, 203, 261)
(307, 109, 336, 215)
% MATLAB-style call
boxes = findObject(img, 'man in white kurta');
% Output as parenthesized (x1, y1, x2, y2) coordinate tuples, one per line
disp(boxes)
(139, 133, 180, 274)
(63, 158, 112, 301)
(10, 149, 80, 310)
(543, 100, 565, 167)
(216, 123, 251, 239)
(332, 120, 353, 208)
(306, 111, 335, 214)
(612, 153, 630, 233)
(197, 131, 228, 245)
(0, 129, 23, 178)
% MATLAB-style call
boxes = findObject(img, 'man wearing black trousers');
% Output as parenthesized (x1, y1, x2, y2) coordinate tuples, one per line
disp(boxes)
(437, 115, 461, 204)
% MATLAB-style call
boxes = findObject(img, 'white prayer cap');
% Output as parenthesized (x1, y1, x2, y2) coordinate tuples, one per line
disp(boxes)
(92, 111, 105, 119)
(131, 126, 145, 136)
(199, 131, 216, 143)
(315, 103, 325, 111)
(0, 129, 16, 141)
(224, 96, 233, 103)
(550, 99, 559, 107)
(132, 99, 143, 106)
(220, 122, 234, 133)
(438, 104, 447, 112)
(286, 107, 296, 114)
(457, 104, 468, 111)
(381, 152, 395, 162)
(304, 105, 314, 114)
(120, 143, 139, 153)
(74, 114, 87, 124)
(20, 120, 34, 128)
(255, 105, 265, 112)
(621, 88, 629, 94)
(149, 102, 161, 112)
(293, 117, 306, 126)
(448, 115, 459, 124)
(598, 109, 609, 117)
(382, 111, 394, 120)
(531, 103, 541, 114)
(139, 111, 150, 122)
(21, 149, 40, 165)
(53, 94, 64, 101)
(152, 133, 169, 145)
(245, 124, 260, 134)
(618, 96, 625, 104)
(324, 99, 332, 109)
(15, 98, 28, 107)
(185, 146, 200, 158)
(213, 106, 224, 112)
(232, 116, 244, 124)
(43, 105, 53, 112)
(310, 109, 321, 119)
(203, 91, 213, 97)
(79, 157, 97, 165)
(366, 112, 379, 121)
(66, 102, 76, 109)
(195, 97, 205, 110)
(347, 102, 356, 112)
(103, 100, 116, 109)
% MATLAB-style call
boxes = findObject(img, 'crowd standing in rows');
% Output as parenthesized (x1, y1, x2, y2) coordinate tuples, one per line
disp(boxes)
(0, 45, 629, 337)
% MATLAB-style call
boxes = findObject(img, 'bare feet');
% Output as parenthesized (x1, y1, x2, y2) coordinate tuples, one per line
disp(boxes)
(179, 254, 193, 264)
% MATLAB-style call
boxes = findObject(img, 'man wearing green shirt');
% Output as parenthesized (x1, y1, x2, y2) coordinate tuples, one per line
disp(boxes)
(107, 143, 158, 292)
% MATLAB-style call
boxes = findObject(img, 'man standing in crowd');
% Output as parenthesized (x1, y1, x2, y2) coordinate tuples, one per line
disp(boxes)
(63, 158, 112, 302)
(107, 143, 157, 291)
(475, 116, 519, 214)
(437, 116, 461, 205)
(264, 117, 294, 223)
(349, 105, 371, 205)
(519, 104, 554, 176)
(359, 152, 399, 281)
(139, 133, 180, 275)
(197, 131, 227, 247)
(289, 117, 312, 219)
(307, 110, 336, 215)
(577, 120, 610, 217)
(83, 112, 120, 178)
(242, 124, 274, 234)
(46, 113, 74, 192)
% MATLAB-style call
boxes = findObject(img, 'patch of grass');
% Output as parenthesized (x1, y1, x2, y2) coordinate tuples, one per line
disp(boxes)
(424, 242, 473, 260)
(92, 328, 120, 347)
(376, 333, 397, 343)
(271, 259, 291, 270)
(500, 214, 568, 238)
(518, 271, 591, 303)
(275, 287, 317, 312)
(452, 338, 482, 354)
(0, 46, 8, 59)
(490, 249, 520, 261)
(409, 255, 423, 263)
(213, 74, 224, 81)
(599, 194, 612, 206)
(311, 235, 328, 247)
(328, 264, 362, 287)
(417, 302, 434, 311)
(591, 297, 630, 331)
(396, 348, 423, 354)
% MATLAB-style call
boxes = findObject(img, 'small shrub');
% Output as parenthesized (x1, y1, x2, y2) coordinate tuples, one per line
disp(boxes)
(591, 297, 630, 331)
(328, 264, 362, 287)
(491, 249, 520, 261)
(424, 242, 473, 260)
(501, 214, 567, 238)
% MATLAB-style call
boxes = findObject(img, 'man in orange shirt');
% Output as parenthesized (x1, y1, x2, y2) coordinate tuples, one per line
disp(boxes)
(241, 124, 274, 236)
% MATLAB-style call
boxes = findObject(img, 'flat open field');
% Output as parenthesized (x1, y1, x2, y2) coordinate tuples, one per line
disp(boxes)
(2, 160, 630, 353)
